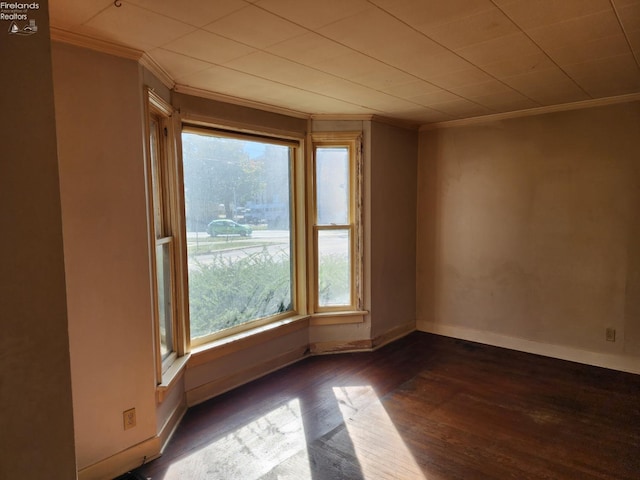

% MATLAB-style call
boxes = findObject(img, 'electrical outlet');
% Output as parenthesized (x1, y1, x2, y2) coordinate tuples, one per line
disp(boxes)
(606, 327, 616, 342)
(123, 408, 136, 430)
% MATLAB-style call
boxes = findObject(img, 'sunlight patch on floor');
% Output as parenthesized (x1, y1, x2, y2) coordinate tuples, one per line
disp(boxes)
(164, 399, 311, 480)
(333, 386, 428, 479)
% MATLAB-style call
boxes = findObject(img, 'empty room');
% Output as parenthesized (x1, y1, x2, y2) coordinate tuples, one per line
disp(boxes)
(1, 1, 639, 479)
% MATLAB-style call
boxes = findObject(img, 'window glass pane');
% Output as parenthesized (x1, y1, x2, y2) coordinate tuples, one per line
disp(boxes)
(156, 242, 173, 360)
(316, 147, 349, 225)
(149, 117, 163, 238)
(318, 229, 350, 307)
(182, 132, 293, 341)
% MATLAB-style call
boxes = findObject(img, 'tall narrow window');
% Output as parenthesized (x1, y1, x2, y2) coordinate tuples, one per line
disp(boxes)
(311, 133, 362, 313)
(181, 127, 299, 346)
(146, 89, 183, 380)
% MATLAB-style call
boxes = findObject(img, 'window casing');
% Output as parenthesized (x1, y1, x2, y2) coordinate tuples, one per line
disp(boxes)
(310, 132, 363, 314)
(147, 108, 365, 354)
(181, 125, 304, 346)
(145, 88, 187, 381)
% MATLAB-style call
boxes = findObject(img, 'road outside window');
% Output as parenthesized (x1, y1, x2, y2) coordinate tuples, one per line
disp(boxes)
(181, 130, 294, 343)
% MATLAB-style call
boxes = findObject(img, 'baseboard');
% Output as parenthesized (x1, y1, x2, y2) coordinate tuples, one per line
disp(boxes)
(309, 321, 416, 354)
(158, 398, 188, 455)
(77, 381, 186, 480)
(418, 321, 640, 375)
(186, 345, 308, 407)
(309, 338, 373, 354)
(371, 321, 416, 350)
(77, 436, 161, 480)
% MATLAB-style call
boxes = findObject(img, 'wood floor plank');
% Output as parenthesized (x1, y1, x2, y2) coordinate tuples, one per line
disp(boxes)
(134, 333, 640, 480)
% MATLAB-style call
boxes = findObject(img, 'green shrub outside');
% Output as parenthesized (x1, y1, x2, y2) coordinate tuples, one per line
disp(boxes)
(189, 247, 291, 339)
(189, 248, 350, 339)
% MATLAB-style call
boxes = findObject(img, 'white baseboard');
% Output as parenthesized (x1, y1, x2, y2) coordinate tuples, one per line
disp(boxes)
(418, 321, 640, 375)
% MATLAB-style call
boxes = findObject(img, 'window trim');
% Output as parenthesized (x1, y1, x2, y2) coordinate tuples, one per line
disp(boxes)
(150, 107, 367, 354)
(144, 87, 188, 385)
(180, 122, 307, 348)
(309, 132, 364, 315)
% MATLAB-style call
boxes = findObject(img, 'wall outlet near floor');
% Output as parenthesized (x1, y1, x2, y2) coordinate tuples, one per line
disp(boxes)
(123, 408, 136, 430)
(605, 327, 616, 342)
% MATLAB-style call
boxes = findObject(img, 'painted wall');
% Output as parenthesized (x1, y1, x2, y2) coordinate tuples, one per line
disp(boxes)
(52, 43, 158, 470)
(417, 102, 640, 371)
(0, 4, 77, 478)
(369, 121, 418, 340)
(173, 92, 307, 134)
(185, 327, 309, 406)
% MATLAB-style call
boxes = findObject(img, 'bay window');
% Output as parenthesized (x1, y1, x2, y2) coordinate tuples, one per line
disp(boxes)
(146, 99, 365, 360)
(145, 88, 188, 382)
(181, 126, 301, 346)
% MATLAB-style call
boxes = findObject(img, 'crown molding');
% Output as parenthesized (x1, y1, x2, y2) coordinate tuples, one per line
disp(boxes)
(52, 27, 639, 131)
(311, 114, 419, 131)
(50, 27, 143, 61)
(174, 84, 310, 119)
(420, 93, 640, 130)
(371, 114, 420, 131)
(51, 28, 176, 89)
(311, 114, 374, 122)
(139, 53, 175, 90)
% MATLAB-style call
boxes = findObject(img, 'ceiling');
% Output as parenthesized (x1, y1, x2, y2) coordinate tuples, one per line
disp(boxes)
(49, 0, 640, 125)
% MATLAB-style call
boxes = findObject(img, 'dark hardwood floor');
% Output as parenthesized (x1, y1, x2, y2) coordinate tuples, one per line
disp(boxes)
(134, 332, 640, 480)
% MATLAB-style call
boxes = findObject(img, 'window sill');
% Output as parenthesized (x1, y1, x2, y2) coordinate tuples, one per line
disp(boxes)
(157, 353, 190, 403)
(310, 310, 369, 326)
(189, 315, 310, 368)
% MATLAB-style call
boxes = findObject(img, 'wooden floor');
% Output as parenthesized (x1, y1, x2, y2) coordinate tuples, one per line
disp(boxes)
(134, 332, 640, 480)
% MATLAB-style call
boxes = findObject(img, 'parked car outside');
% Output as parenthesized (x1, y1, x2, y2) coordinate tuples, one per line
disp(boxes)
(207, 219, 252, 237)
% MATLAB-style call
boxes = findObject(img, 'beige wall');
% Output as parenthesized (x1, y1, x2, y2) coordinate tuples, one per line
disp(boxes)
(417, 102, 640, 371)
(0, 4, 77, 479)
(173, 92, 308, 134)
(52, 43, 158, 470)
(370, 121, 418, 340)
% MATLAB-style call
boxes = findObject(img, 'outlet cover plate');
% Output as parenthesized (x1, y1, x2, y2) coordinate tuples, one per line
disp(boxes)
(123, 408, 136, 430)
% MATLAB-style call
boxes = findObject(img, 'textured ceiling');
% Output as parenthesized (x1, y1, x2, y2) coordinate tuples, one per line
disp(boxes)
(49, 0, 640, 125)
